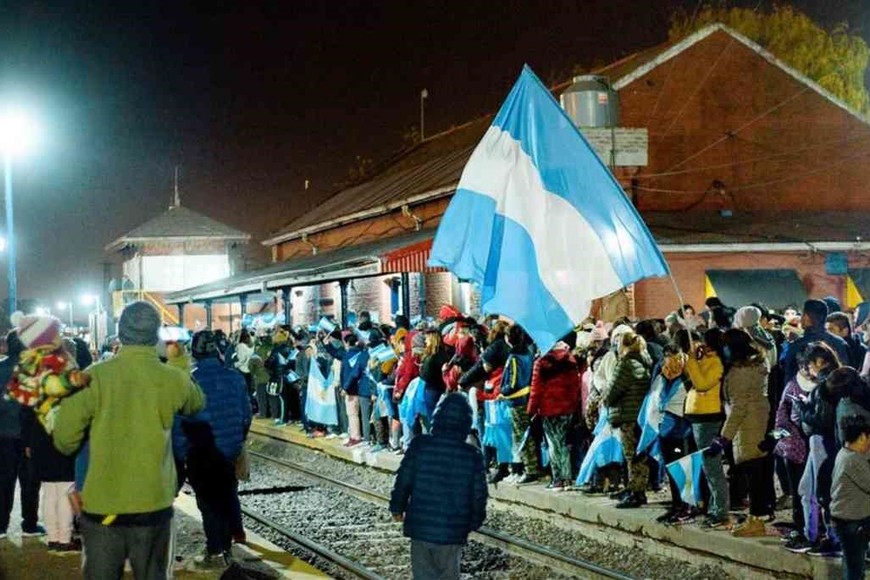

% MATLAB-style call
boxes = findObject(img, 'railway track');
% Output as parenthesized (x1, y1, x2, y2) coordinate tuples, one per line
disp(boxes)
(245, 447, 634, 580)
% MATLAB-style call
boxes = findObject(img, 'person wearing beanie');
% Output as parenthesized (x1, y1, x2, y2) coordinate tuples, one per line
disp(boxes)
(826, 312, 868, 370)
(173, 330, 251, 566)
(782, 299, 850, 384)
(53, 301, 205, 579)
(390, 393, 487, 579)
(822, 296, 842, 318)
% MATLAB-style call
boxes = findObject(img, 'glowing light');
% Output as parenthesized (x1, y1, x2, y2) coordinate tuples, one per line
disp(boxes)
(0, 109, 38, 158)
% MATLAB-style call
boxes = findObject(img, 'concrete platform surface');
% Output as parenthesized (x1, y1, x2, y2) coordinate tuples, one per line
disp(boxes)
(251, 418, 845, 579)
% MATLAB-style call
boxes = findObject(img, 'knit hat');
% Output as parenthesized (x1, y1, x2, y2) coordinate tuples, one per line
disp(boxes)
(191, 330, 219, 359)
(610, 324, 633, 343)
(10, 312, 62, 350)
(734, 306, 761, 329)
(118, 301, 161, 346)
(855, 302, 870, 329)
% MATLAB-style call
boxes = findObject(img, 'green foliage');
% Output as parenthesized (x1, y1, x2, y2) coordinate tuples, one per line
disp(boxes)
(669, 3, 870, 113)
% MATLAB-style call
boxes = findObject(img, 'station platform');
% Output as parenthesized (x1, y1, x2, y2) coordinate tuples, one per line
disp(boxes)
(0, 482, 327, 580)
(251, 418, 846, 579)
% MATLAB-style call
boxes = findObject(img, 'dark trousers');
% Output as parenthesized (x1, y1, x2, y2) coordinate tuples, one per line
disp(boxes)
(190, 456, 238, 555)
(834, 517, 870, 580)
(255, 383, 269, 419)
(742, 457, 769, 517)
(0, 438, 40, 532)
(80, 516, 172, 580)
(283, 383, 301, 423)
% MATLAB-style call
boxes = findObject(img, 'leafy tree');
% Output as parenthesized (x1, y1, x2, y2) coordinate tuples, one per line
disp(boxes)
(669, 3, 870, 113)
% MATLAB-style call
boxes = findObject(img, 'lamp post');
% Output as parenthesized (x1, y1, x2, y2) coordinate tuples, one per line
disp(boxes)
(0, 109, 37, 317)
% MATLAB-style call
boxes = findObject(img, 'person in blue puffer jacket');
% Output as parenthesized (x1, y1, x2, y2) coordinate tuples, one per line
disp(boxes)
(390, 393, 488, 580)
(173, 330, 251, 566)
(324, 332, 371, 447)
(498, 324, 537, 485)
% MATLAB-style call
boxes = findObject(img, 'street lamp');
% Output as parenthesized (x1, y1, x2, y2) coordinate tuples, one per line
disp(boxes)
(0, 108, 38, 316)
(57, 301, 73, 327)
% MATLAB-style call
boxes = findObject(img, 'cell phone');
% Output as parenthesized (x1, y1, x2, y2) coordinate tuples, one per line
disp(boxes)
(769, 428, 790, 440)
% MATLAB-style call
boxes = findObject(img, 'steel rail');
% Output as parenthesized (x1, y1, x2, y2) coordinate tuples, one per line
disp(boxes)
(240, 502, 385, 580)
(249, 448, 634, 580)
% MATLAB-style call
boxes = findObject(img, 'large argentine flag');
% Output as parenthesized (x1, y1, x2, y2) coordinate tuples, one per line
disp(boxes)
(429, 66, 668, 351)
(665, 450, 706, 506)
(304, 358, 338, 426)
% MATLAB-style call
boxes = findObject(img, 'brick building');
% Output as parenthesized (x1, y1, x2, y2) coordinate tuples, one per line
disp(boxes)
(166, 23, 870, 329)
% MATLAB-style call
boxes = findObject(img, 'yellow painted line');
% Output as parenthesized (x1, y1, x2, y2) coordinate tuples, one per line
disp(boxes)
(174, 492, 330, 578)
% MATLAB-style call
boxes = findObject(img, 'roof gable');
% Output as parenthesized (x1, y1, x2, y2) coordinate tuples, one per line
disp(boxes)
(106, 205, 251, 251)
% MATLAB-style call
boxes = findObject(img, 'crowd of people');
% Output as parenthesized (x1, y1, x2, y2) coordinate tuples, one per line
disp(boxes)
(4, 294, 870, 579)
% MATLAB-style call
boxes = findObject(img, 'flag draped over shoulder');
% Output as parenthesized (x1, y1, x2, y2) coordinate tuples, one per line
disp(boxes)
(429, 65, 668, 351)
(576, 409, 625, 485)
(304, 358, 338, 426)
(666, 449, 706, 506)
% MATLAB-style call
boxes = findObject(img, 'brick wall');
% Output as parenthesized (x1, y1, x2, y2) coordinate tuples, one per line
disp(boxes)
(634, 250, 849, 318)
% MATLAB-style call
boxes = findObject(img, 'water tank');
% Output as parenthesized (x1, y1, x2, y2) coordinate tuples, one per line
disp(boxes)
(560, 75, 619, 128)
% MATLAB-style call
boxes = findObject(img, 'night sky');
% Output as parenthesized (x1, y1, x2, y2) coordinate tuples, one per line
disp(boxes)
(1, 0, 868, 311)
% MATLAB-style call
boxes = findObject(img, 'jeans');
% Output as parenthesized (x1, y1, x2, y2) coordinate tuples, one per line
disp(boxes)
(299, 381, 311, 431)
(335, 388, 349, 435)
(834, 517, 870, 580)
(0, 438, 40, 533)
(411, 539, 461, 580)
(784, 458, 806, 529)
(692, 421, 729, 519)
(255, 383, 269, 419)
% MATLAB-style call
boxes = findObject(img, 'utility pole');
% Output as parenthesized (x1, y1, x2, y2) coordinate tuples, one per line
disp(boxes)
(420, 89, 428, 142)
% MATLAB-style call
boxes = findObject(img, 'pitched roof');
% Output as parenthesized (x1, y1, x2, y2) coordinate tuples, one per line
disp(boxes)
(264, 23, 870, 247)
(263, 116, 491, 246)
(105, 204, 251, 251)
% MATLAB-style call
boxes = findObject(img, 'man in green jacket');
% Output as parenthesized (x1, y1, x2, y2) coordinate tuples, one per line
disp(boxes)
(54, 301, 205, 580)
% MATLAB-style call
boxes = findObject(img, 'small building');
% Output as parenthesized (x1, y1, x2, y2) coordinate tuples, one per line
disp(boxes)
(105, 198, 251, 331)
(165, 23, 870, 328)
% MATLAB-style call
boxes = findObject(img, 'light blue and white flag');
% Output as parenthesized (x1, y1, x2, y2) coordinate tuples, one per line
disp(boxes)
(482, 399, 514, 463)
(304, 356, 338, 426)
(429, 66, 668, 351)
(637, 375, 665, 456)
(665, 449, 706, 506)
(370, 343, 398, 364)
(576, 409, 625, 485)
(399, 378, 429, 426)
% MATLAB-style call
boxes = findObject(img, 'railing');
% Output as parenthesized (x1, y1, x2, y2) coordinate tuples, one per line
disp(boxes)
(111, 290, 179, 326)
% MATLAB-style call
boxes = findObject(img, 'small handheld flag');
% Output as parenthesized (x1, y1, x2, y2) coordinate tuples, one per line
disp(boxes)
(665, 449, 706, 506)
(429, 65, 668, 351)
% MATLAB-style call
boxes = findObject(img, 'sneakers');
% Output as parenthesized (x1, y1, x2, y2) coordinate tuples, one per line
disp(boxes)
(731, 516, 766, 537)
(370, 444, 386, 453)
(656, 509, 678, 523)
(609, 488, 629, 501)
(780, 529, 804, 544)
(514, 474, 538, 485)
(807, 538, 841, 558)
(194, 551, 230, 569)
(232, 532, 247, 544)
(784, 535, 816, 553)
(47, 541, 61, 551)
(343, 438, 362, 447)
(546, 480, 569, 492)
(21, 525, 46, 537)
(325, 433, 338, 440)
(0, 531, 6, 540)
(488, 469, 509, 484)
(700, 515, 729, 530)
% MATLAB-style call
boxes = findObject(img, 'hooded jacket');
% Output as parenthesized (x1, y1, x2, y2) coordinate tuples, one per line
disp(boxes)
(721, 355, 770, 464)
(605, 351, 651, 427)
(774, 374, 813, 464)
(684, 347, 725, 421)
(528, 349, 581, 418)
(389, 394, 487, 545)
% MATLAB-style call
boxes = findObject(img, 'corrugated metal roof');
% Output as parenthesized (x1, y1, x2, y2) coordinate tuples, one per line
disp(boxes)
(165, 228, 435, 304)
(106, 205, 251, 251)
(264, 117, 491, 244)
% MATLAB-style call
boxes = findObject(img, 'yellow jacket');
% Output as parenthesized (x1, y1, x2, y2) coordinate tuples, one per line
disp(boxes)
(684, 348, 724, 417)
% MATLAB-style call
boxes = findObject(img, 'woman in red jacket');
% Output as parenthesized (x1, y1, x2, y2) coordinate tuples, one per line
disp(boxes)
(528, 339, 582, 491)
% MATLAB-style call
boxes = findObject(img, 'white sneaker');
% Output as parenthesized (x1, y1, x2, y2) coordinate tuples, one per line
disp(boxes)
(339, 432, 349, 438)
(325, 434, 338, 440)
(0, 532, 7, 540)
(340, 438, 350, 445)
(505, 473, 519, 484)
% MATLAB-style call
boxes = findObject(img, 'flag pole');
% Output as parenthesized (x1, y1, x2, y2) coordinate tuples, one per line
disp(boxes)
(667, 271, 688, 319)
